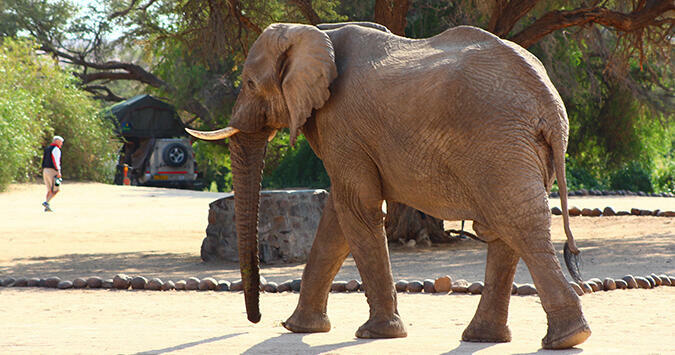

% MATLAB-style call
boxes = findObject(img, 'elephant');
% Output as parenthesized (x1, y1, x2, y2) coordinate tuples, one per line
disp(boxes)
(188, 22, 591, 349)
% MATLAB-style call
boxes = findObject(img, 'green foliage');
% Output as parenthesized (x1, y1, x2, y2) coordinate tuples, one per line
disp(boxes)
(262, 135, 329, 189)
(609, 162, 653, 193)
(193, 140, 233, 192)
(0, 38, 117, 191)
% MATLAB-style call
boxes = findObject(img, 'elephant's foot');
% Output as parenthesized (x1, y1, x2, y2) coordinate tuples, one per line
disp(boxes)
(355, 314, 407, 339)
(282, 309, 331, 333)
(541, 311, 591, 349)
(462, 320, 511, 343)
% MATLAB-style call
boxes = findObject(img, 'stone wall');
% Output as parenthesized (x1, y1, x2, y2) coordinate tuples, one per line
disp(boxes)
(201, 189, 328, 264)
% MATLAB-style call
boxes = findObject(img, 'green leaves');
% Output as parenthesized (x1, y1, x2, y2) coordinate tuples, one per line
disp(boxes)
(0, 38, 118, 191)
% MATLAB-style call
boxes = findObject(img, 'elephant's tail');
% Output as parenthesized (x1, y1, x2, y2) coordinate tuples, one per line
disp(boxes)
(550, 118, 583, 283)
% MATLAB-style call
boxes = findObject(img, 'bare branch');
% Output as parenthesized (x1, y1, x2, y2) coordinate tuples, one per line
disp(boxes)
(288, 0, 321, 25)
(488, 0, 540, 37)
(511, 0, 675, 48)
(83, 85, 126, 102)
(109, 0, 141, 20)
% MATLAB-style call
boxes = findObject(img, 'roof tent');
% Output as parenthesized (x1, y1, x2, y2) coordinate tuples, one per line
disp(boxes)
(108, 94, 186, 138)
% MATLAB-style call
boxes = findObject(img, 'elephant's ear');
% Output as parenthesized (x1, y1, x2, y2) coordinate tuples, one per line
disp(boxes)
(275, 24, 337, 146)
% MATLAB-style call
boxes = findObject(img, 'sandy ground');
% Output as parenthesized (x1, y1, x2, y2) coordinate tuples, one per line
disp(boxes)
(1, 182, 674, 354)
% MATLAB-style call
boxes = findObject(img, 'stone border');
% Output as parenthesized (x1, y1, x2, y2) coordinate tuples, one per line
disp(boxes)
(550, 190, 673, 198)
(1, 273, 672, 295)
(551, 206, 674, 217)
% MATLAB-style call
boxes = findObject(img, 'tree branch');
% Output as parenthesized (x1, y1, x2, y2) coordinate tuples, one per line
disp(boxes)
(374, 0, 411, 36)
(288, 0, 321, 25)
(83, 85, 126, 102)
(488, 0, 540, 37)
(511, 0, 675, 48)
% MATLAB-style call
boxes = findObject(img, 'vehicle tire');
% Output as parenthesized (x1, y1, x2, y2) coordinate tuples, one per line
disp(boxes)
(162, 143, 188, 167)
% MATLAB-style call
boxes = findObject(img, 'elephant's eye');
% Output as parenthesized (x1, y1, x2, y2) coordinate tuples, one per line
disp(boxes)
(247, 79, 256, 90)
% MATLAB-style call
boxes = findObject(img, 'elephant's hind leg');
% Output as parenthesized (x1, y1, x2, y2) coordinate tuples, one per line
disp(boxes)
(283, 195, 350, 333)
(462, 234, 519, 343)
(511, 232, 590, 349)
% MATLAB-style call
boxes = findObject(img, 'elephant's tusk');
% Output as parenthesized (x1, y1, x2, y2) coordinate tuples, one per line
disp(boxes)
(185, 127, 240, 140)
(267, 129, 278, 142)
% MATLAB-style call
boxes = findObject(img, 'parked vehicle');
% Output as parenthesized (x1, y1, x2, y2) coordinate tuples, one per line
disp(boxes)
(107, 95, 202, 189)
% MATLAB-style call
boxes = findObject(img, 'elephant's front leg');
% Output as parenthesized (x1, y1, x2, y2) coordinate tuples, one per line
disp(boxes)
(331, 184, 407, 339)
(462, 236, 519, 343)
(283, 196, 350, 333)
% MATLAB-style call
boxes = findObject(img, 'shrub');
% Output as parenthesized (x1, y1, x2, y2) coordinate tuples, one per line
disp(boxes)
(609, 162, 653, 193)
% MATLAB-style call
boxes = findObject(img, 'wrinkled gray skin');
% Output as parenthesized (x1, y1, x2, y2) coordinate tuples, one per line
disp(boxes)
(188, 22, 590, 349)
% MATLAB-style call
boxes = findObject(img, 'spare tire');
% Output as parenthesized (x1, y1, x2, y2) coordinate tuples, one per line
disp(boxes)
(163, 143, 188, 167)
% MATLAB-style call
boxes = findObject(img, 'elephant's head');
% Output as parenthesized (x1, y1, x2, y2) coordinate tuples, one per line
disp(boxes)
(187, 24, 337, 323)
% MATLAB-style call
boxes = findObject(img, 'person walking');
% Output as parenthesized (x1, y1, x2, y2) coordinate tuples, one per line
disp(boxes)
(42, 135, 64, 212)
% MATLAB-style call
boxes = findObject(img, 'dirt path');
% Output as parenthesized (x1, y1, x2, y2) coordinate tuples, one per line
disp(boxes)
(1, 182, 673, 354)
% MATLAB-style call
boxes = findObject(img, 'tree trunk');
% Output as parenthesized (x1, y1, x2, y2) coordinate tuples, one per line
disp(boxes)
(384, 201, 454, 245)
(373, 0, 411, 36)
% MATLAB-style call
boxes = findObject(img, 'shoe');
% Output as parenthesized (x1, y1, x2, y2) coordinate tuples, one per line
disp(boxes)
(42, 202, 53, 212)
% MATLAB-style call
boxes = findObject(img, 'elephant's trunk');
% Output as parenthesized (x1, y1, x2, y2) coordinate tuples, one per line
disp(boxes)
(229, 132, 268, 323)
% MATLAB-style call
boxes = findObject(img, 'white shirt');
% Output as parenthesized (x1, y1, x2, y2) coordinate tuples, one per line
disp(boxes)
(51, 146, 62, 172)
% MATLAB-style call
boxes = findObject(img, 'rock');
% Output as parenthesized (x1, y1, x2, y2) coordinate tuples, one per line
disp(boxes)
(568, 207, 581, 216)
(230, 280, 244, 291)
(13, 278, 27, 287)
(631, 208, 641, 216)
(2, 277, 16, 287)
(45, 277, 61, 288)
(634, 276, 651, 289)
(86, 277, 103, 288)
(263, 282, 278, 293)
(587, 281, 601, 292)
(581, 282, 593, 294)
(146, 278, 164, 291)
(27, 278, 41, 287)
(468, 282, 484, 294)
(395, 280, 409, 292)
(216, 280, 230, 291)
(644, 276, 655, 288)
(102, 279, 114, 289)
(589, 278, 604, 291)
(659, 211, 675, 217)
(434, 276, 452, 293)
(130, 276, 148, 290)
(669, 276, 675, 285)
(616, 211, 631, 216)
(291, 279, 302, 292)
(651, 209, 660, 216)
(658, 275, 671, 286)
(591, 208, 602, 217)
(615, 279, 627, 289)
(73, 278, 88, 289)
(517, 284, 537, 295)
(174, 280, 186, 290)
(639, 209, 652, 216)
(331, 281, 347, 292)
(622, 275, 638, 289)
(423, 279, 436, 293)
(603, 278, 616, 291)
(346, 279, 361, 292)
(404, 239, 417, 248)
(452, 279, 470, 293)
(569, 282, 584, 296)
(113, 274, 130, 289)
(185, 277, 200, 290)
(202, 189, 329, 264)
(162, 280, 176, 291)
(551, 207, 562, 215)
(580, 208, 593, 216)
(199, 277, 217, 291)
(406, 280, 424, 293)
(512, 283, 518, 295)
(550, 191, 559, 198)
(650, 274, 662, 286)
(602, 207, 616, 216)
(57, 280, 73, 289)
(277, 280, 292, 292)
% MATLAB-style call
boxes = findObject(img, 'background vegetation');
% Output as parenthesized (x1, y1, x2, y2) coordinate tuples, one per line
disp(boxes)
(0, 38, 117, 191)
(0, 0, 672, 193)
